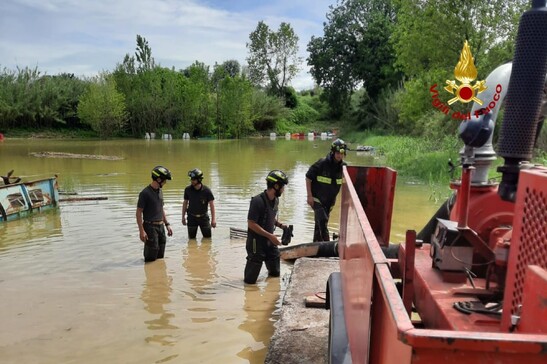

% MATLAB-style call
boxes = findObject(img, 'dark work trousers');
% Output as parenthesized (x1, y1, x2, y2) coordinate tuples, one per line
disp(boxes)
(143, 223, 166, 262)
(187, 214, 212, 239)
(313, 202, 331, 242)
(244, 235, 280, 284)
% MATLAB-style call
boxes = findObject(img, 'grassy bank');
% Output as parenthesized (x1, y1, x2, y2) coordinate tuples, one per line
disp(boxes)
(344, 132, 462, 184)
(2, 127, 99, 139)
(344, 131, 546, 186)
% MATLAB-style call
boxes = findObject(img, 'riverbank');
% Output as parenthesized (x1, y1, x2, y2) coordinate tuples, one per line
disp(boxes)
(1, 127, 100, 139)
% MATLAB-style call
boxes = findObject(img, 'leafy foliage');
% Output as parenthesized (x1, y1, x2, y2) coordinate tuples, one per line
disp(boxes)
(0, 67, 87, 129)
(212, 60, 241, 89)
(392, 0, 527, 78)
(246, 21, 301, 96)
(218, 76, 254, 138)
(366, 134, 461, 183)
(286, 102, 320, 125)
(355, 87, 400, 132)
(283, 86, 298, 109)
(0, 1, 534, 145)
(181, 61, 214, 137)
(135, 35, 155, 72)
(77, 74, 127, 138)
(307, 0, 401, 118)
(249, 89, 288, 131)
(391, 0, 526, 135)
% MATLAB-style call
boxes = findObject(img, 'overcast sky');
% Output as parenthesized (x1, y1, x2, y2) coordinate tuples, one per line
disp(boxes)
(0, 0, 336, 90)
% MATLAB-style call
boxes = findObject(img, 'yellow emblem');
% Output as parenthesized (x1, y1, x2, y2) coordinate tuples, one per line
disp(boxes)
(444, 41, 487, 105)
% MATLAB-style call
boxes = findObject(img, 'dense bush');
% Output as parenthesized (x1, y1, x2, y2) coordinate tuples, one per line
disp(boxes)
(286, 102, 320, 125)
(77, 75, 127, 138)
(250, 90, 288, 131)
(283, 86, 298, 108)
(0, 67, 87, 129)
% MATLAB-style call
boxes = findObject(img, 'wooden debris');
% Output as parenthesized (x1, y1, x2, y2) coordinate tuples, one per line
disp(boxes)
(59, 197, 108, 202)
(30, 152, 124, 160)
(304, 292, 327, 308)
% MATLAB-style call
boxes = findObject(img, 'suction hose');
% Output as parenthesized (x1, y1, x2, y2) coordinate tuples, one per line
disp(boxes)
(497, 0, 547, 202)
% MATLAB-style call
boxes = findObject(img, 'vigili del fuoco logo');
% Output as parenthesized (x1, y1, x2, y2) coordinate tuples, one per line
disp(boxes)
(430, 40, 502, 121)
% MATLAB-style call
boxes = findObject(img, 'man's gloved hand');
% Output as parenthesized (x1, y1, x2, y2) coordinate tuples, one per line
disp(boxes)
(281, 225, 294, 245)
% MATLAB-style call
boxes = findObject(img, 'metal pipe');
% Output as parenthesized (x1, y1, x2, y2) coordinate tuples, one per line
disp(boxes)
(457, 165, 474, 229)
(462, 63, 512, 184)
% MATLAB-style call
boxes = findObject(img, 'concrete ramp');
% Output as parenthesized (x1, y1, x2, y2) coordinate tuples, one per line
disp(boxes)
(266, 258, 339, 364)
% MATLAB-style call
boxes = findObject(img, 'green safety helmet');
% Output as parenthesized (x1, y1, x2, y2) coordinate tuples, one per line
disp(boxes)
(331, 139, 347, 154)
(266, 170, 289, 187)
(188, 168, 204, 181)
(151, 165, 172, 181)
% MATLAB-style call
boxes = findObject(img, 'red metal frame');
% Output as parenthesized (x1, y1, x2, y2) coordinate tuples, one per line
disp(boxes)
(501, 167, 547, 332)
(339, 166, 394, 363)
(345, 166, 397, 246)
(338, 166, 547, 363)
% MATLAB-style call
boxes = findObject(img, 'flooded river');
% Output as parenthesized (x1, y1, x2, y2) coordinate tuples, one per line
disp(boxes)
(0, 138, 444, 363)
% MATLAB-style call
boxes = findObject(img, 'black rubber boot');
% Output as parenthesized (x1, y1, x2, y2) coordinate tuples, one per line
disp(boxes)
(244, 260, 263, 284)
(201, 226, 212, 238)
(143, 245, 158, 262)
(156, 244, 166, 259)
(313, 204, 330, 241)
(265, 259, 280, 277)
(187, 226, 198, 239)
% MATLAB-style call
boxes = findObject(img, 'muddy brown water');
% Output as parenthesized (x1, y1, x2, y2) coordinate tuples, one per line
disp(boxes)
(0, 138, 443, 363)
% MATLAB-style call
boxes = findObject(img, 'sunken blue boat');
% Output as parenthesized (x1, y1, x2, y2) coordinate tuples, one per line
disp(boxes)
(0, 178, 59, 222)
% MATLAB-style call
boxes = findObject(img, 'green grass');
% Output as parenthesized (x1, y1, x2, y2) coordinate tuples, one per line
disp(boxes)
(354, 134, 462, 184)
(3, 127, 100, 139)
(275, 118, 339, 135)
(348, 131, 547, 186)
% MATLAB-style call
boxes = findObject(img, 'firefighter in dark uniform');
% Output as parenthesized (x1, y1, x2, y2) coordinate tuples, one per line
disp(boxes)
(244, 170, 289, 284)
(306, 139, 347, 242)
(182, 168, 216, 239)
(136, 166, 173, 262)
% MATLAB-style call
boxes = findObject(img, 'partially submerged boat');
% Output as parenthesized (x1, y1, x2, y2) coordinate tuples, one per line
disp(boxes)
(354, 145, 375, 152)
(0, 177, 59, 222)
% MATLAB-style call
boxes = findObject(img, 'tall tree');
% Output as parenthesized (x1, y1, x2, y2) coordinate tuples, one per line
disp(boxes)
(246, 21, 301, 96)
(135, 35, 155, 72)
(211, 60, 241, 90)
(307, 0, 400, 118)
(181, 61, 213, 137)
(218, 76, 253, 138)
(392, 0, 527, 78)
(78, 73, 127, 138)
(391, 0, 527, 134)
(0, 67, 87, 129)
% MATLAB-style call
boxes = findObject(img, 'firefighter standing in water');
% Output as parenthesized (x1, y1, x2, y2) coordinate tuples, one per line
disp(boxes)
(244, 170, 289, 284)
(136, 166, 174, 262)
(306, 139, 347, 242)
(182, 168, 216, 239)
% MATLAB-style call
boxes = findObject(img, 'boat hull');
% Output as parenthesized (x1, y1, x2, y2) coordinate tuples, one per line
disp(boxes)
(0, 178, 59, 222)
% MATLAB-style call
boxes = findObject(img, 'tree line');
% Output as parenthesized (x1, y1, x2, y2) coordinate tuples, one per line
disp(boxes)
(0, 0, 530, 140)
(0, 26, 307, 138)
(308, 0, 528, 139)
